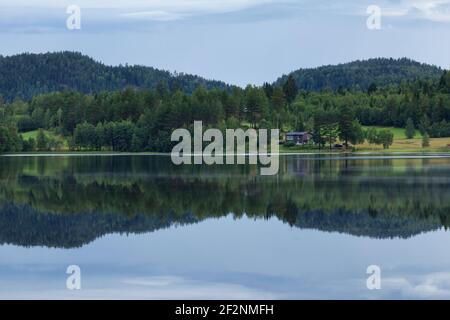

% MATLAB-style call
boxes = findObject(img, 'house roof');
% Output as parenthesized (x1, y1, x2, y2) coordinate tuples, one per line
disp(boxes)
(286, 132, 309, 136)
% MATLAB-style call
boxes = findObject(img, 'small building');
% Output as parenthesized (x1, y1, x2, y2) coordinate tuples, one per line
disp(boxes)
(285, 132, 312, 145)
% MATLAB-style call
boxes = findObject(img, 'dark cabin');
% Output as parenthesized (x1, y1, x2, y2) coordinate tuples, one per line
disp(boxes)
(285, 132, 312, 145)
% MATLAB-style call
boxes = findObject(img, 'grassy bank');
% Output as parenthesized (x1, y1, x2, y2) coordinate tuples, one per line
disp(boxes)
(282, 126, 450, 153)
(357, 126, 449, 152)
(355, 137, 450, 152)
(21, 129, 69, 149)
(16, 127, 450, 155)
(361, 126, 422, 139)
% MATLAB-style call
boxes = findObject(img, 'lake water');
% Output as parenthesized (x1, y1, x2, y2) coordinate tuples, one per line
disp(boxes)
(1, 154, 450, 299)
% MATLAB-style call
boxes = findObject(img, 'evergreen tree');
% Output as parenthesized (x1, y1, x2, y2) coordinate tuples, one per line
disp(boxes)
(262, 83, 274, 99)
(131, 133, 143, 152)
(367, 83, 378, 95)
(245, 86, 269, 127)
(322, 122, 339, 150)
(36, 129, 48, 151)
(283, 75, 298, 105)
(422, 133, 430, 147)
(419, 115, 430, 135)
(338, 105, 354, 146)
(440, 71, 450, 93)
(271, 87, 286, 128)
(0, 125, 21, 152)
(405, 118, 415, 139)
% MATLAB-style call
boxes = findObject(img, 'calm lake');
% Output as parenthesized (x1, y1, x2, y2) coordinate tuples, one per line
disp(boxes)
(1, 154, 450, 299)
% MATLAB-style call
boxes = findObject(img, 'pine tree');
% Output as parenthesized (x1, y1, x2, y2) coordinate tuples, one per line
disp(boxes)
(36, 129, 48, 151)
(367, 83, 377, 95)
(131, 133, 143, 152)
(405, 118, 415, 139)
(283, 75, 298, 105)
(271, 87, 286, 128)
(338, 105, 353, 147)
(422, 133, 430, 148)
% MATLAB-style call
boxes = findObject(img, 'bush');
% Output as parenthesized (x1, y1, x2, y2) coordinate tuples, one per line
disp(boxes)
(405, 118, 415, 139)
(422, 133, 430, 148)
(365, 128, 393, 149)
(22, 138, 36, 152)
(0, 125, 21, 153)
(36, 129, 49, 151)
(284, 141, 296, 148)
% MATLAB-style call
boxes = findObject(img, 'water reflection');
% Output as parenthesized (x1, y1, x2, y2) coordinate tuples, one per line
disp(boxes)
(0, 154, 449, 248)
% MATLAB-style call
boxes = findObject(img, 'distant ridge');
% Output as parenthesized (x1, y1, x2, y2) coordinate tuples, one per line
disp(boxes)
(0, 51, 232, 101)
(0, 203, 439, 248)
(0, 53, 445, 101)
(274, 58, 443, 92)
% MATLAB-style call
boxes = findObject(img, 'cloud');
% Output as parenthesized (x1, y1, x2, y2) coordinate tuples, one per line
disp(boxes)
(0, 0, 448, 33)
(383, 272, 450, 298)
(292, 0, 450, 23)
(121, 10, 186, 22)
(1, 0, 276, 16)
(114, 0, 450, 23)
(0, 275, 276, 300)
(377, 0, 450, 22)
(0, 0, 281, 27)
(119, 275, 276, 299)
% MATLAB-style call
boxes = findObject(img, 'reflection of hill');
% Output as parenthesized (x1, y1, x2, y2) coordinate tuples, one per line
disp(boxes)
(1, 155, 449, 248)
(0, 203, 441, 248)
(0, 203, 199, 248)
(291, 210, 440, 239)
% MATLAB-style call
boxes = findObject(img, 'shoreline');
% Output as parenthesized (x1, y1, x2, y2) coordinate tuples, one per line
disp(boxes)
(3, 150, 450, 157)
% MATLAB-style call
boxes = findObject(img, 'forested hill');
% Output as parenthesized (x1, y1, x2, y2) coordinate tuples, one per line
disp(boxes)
(0, 203, 440, 248)
(0, 52, 232, 101)
(275, 58, 443, 92)
(1, 53, 444, 102)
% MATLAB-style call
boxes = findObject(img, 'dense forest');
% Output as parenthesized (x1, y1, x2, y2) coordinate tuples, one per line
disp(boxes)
(0, 53, 442, 101)
(275, 58, 443, 92)
(0, 52, 232, 101)
(0, 52, 449, 153)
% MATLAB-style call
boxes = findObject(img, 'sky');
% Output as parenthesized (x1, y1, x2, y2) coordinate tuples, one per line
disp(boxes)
(3, 215, 450, 299)
(0, 0, 449, 86)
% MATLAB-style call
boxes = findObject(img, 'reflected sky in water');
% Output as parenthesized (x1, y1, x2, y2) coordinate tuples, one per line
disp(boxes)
(1, 154, 450, 299)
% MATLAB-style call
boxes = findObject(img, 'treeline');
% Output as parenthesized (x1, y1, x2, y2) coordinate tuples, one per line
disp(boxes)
(72, 121, 159, 152)
(292, 70, 450, 139)
(0, 82, 298, 152)
(0, 69, 449, 153)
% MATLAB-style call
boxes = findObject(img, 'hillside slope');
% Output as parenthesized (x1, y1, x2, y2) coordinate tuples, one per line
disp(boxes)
(275, 58, 443, 92)
(0, 52, 231, 101)
(0, 53, 445, 101)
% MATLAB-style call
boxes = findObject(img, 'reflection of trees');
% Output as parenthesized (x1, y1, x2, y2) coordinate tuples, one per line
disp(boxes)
(0, 203, 199, 248)
(0, 155, 448, 248)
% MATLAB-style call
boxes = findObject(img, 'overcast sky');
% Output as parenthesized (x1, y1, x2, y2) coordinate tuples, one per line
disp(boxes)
(0, 0, 449, 86)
